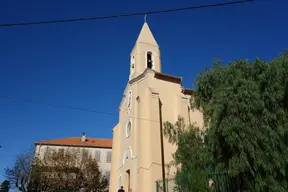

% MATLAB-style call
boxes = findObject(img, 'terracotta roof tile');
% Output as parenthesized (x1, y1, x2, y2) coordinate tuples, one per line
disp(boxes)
(154, 71, 182, 84)
(182, 88, 194, 95)
(35, 137, 112, 148)
(129, 69, 182, 85)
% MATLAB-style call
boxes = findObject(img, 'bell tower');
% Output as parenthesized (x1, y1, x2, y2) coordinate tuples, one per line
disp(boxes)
(129, 22, 161, 80)
(109, 19, 199, 192)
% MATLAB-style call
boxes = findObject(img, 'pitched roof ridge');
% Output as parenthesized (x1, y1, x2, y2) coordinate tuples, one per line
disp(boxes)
(35, 137, 112, 148)
(154, 71, 182, 80)
(37, 137, 112, 141)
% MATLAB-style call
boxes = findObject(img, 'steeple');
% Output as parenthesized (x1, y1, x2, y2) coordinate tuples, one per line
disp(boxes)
(129, 22, 161, 80)
(135, 22, 158, 46)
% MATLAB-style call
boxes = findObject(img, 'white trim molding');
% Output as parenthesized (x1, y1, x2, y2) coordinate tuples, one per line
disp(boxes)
(122, 147, 133, 165)
(125, 119, 132, 138)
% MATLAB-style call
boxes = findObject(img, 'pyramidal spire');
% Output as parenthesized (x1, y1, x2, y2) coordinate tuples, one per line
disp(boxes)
(136, 22, 158, 46)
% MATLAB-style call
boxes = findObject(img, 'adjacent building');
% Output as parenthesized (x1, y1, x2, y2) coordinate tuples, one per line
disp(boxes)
(34, 133, 112, 180)
(109, 22, 203, 192)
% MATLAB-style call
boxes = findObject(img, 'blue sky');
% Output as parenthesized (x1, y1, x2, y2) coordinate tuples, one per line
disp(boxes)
(0, 0, 287, 184)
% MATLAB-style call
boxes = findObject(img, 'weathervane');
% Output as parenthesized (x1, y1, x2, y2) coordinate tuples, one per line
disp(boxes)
(144, 14, 147, 23)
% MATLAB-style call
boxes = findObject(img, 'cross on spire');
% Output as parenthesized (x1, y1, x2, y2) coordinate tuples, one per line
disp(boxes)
(144, 14, 147, 23)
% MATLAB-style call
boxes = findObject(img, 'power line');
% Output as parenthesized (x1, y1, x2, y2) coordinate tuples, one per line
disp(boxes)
(0, 95, 115, 116)
(0, 95, 160, 122)
(0, 0, 254, 27)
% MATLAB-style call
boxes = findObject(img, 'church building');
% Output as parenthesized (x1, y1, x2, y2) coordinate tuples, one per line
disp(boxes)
(109, 21, 203, 192)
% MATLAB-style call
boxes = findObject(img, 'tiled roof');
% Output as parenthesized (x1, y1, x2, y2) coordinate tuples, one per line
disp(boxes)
(129, 69, 182, 85)
(182, 88, 194, 95)
(35, 137, 112, 148)
(154, 71, 182, 84)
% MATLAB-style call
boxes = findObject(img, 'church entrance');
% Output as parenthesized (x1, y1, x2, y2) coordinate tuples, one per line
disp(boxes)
(126, 169, 131, 192)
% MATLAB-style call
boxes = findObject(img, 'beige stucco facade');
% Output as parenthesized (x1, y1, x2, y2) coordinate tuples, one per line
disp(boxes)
(109, 22, 203, 192)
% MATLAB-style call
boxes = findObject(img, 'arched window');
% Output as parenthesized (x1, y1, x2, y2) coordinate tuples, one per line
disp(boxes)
(147, 52, 153, 69)
(127, 90, 132, 109)
(131, 53, 135, 75)
(122, 147, 132, 165)
(127, 90, 132, 116)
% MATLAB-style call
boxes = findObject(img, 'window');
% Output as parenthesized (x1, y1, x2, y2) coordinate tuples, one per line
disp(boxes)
(105, 171, 110, 183)
(127, 90, 132, 108)
(127, 90, 132, 115)
(106, 151, 112, 163)
(95, 150, 101, 162)
(126, 120, 132, 138)
(123, 147, 132, 165)
(58, 148, 64, 156)
(130, 53, 136, 78)
(82, 150, 89, 161)
(131, 62, 135, 77)
(126, 169, 131, 191)
(147, 52, 153, 69)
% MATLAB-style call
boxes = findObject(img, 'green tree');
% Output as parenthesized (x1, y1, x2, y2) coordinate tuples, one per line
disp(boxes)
(164, 51, 288, 191)
(28, 147, 108, 192)
(0, 180, 10, 192)
(6, 147, 108, 192)
(164, 116, 212, 192)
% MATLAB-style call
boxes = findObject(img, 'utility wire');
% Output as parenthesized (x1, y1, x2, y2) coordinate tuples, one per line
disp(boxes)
(0, 95, 160, 122)
(0, 0, 253, 27)
(0, 95, 115, 116)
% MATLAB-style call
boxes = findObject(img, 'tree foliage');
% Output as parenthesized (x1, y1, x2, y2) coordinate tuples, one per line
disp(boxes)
(164, 52, 288, 191)
(164, 117, 211, 192)
(5, 148, 34, 192)
(6, 147, 108, 192)
(0, 180, 10, 192)
(29, 147, 108, 192)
